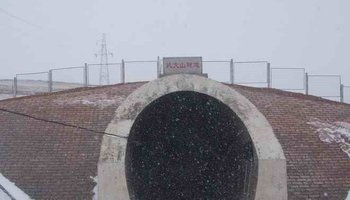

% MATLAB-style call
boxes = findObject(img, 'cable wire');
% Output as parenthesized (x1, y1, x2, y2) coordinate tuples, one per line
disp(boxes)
(0, 8, 42, 29)
(0, 108, 127, 139)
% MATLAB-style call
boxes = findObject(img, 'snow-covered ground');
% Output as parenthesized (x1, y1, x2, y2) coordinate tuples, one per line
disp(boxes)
(0, 94, 16, 101)
(0, 79, 84, 100)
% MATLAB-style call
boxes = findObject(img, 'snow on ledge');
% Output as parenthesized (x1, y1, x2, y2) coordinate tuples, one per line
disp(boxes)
(0, 188, 12, 200)
(307, 118, 350, 158)
(0, 173, 32, 200)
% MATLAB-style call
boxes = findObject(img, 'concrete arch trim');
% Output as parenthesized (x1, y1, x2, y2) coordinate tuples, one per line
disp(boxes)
(98, 74, 287, 200)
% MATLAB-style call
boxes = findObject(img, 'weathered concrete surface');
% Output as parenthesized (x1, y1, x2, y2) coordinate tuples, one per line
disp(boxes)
(98, 74, 287, 200)
(255, 159, 288, 200)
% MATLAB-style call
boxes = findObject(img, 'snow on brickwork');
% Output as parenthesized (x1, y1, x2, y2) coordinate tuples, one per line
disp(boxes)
(308, 118, 350, 158)
(90, 176, 98, 200)
(0, 82, 349, 199)
(53, 93, 126, 108)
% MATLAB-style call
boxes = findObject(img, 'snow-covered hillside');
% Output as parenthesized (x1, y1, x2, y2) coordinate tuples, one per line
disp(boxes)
(0, 79, 84, 100)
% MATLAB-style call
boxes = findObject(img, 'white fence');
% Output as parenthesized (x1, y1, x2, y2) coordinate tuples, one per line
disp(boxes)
(12, 58, 350, 103)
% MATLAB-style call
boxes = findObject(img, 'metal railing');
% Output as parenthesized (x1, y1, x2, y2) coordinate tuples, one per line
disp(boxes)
(202, 60, 231, 83)
(271, 68, 306, 91)
(343, 85, 350, 103)
(232, 61, 270, 87)
(50, 65, 86, 92)
(14, 71, 49, 96)
(11, 57, 350, 104)
(306, 74, 342, 101)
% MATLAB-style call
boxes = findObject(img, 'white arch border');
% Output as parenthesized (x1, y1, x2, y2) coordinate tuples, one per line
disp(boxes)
(98, 74, 287, 200)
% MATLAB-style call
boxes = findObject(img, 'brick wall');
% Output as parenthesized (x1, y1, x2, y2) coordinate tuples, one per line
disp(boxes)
(0, 82, 349, 199)
(230, 85, 350, 200)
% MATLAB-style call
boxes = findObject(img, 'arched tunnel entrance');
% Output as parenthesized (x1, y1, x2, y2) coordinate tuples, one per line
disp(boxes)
(126, 91, 258, 200)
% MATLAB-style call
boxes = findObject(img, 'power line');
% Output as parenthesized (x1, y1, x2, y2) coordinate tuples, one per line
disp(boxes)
(0, 107, 127, 139)
(0, 8, 42, 29)
(0, 8, 80, 48)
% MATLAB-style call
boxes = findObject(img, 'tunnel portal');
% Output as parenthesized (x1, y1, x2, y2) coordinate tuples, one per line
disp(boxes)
(126, 91, 257, 200)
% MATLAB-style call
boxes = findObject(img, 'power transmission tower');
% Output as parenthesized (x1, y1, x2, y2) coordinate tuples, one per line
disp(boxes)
(95, 33, 113, 85)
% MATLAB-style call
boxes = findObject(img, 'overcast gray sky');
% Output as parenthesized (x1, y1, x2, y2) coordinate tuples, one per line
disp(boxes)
(0, 0, 349, 87)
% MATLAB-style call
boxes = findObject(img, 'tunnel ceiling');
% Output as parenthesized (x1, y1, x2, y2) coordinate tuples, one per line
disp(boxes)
(126, 91, 257, 200)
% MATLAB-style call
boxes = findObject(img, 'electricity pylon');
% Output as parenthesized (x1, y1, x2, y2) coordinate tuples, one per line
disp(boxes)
(95, 33, 113, 85)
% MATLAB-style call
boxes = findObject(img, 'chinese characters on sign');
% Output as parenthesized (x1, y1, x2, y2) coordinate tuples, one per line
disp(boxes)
(166, 62, 200, 69)
(163, 57, 203, 75)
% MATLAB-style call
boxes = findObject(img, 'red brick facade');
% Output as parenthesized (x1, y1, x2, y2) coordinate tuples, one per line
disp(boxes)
(0, 82, 349, 199)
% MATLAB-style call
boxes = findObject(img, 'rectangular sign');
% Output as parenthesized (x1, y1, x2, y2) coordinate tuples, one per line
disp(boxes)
(163, 57, 203, 75)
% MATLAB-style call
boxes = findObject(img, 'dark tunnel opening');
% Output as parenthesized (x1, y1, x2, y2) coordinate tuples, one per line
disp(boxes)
(126, 91, 258, 200)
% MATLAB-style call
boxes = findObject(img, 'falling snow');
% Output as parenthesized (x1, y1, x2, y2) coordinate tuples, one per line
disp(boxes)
(126, 91, 256, 200)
